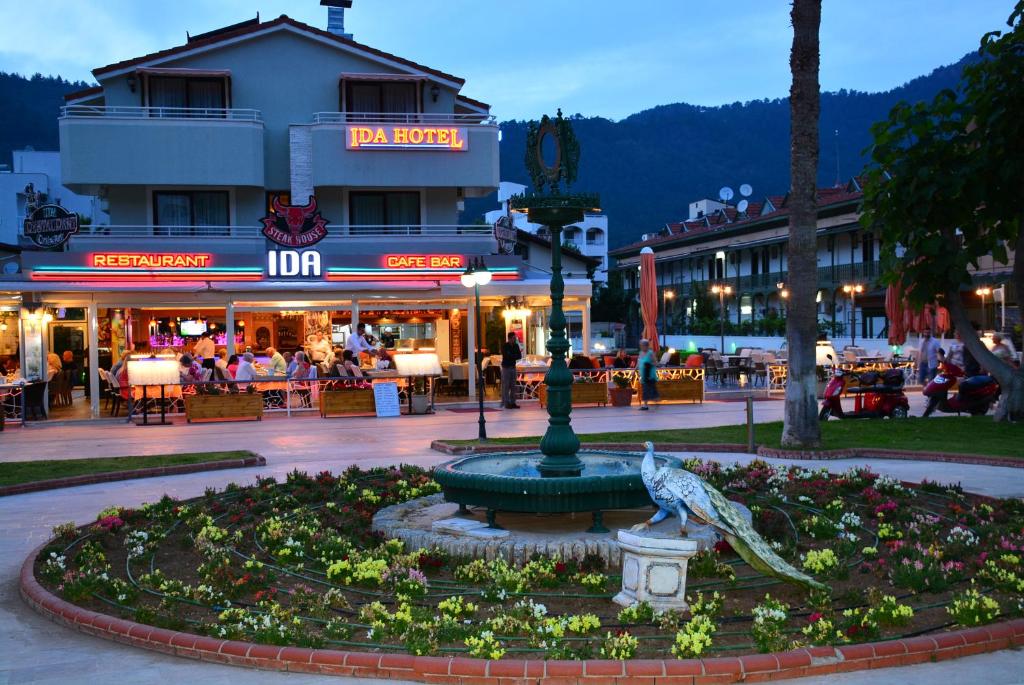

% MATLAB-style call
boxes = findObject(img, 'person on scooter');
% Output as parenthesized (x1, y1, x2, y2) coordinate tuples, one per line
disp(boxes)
(917, 330, 941, 384)
(948, 328, 982, 377)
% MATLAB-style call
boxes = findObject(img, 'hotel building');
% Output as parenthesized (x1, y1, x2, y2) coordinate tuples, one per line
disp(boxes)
(0, 7, 597, 419)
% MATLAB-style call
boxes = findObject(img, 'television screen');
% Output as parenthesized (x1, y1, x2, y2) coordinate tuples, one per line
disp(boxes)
(179, 320, 207, 337)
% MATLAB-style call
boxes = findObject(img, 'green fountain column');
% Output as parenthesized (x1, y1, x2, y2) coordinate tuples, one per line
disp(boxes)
(532, 207, 584, 477)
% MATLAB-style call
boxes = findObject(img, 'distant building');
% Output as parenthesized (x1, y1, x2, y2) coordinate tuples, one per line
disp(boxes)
(485, 181, 609, 283)
(0, 149, 108, 245)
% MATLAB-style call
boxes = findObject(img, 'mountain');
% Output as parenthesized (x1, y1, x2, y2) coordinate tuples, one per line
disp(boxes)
(468, 52, 980, 247)
(0, 72, 92, 167)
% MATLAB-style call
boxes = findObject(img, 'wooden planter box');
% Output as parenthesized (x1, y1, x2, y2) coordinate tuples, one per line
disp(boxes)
(184, 393, 263, 423)
(538, 382, 608, 408)
(320, 389, 375, 417)
(654, 379, 704, 403)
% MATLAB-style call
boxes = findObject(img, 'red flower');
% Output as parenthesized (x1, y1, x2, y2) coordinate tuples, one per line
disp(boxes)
(714, 540, 733, 554)
(808, 612, 823, 623)
(554, 562, 567, 574)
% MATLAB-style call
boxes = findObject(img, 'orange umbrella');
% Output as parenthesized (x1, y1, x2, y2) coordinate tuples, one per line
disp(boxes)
(916, 304, 933, 333)
(885, 283, 906, 345)
(639, 248, 660, 354)
(934, 304, 951, 334)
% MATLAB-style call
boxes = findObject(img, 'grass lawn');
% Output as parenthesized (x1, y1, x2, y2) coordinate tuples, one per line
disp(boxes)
(0, 450, 257, 487)
(451, 417, 1024, 458)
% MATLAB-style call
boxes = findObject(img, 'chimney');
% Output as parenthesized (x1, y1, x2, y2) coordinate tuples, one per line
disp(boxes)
(321, 0, 353, 39)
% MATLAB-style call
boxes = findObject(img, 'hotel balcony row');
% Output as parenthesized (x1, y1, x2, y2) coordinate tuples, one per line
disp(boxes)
(58, 107, 499, 191)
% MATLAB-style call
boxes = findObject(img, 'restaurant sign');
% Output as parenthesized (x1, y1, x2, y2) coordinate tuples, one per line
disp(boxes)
(261, 195, 329, 248)
(346, 126, 468, 151)
(23, 204, 79, 248)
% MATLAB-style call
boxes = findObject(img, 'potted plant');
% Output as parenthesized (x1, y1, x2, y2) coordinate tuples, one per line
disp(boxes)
(609, 373, 634, 407)
(410, 376, 431, 415)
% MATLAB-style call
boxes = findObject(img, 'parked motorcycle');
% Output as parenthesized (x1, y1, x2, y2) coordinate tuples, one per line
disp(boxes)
(922, 362, 1000, 417)
(819, 357, 910, 420)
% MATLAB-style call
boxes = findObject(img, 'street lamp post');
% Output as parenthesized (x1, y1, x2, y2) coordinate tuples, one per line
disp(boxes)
(776, 282, 789, 318)
(976, 286, 991, 333)
(661, 290, 674, 348)
(710, 284, 732, 353)
(461, 257, 492, 441)
(842, 283, 864, 346)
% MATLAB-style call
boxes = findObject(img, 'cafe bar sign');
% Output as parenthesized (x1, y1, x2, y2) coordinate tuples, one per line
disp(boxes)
(347, 125, 468, 151)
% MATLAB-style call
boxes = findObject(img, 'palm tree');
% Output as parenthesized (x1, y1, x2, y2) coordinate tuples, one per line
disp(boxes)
(781, 0, 823, 448)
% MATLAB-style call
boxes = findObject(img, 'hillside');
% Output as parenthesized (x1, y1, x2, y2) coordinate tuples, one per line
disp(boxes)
(0, 72, 91, 166)
(468, 52, 979, 246)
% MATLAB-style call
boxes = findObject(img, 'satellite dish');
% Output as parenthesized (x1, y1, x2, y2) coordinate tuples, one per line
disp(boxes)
(739, 183, 753, 197)
(719, 186, 734, 202)
(737, 199, 749, 213)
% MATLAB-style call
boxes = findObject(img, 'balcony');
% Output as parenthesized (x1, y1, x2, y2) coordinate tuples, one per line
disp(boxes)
(66, 224, 496, 254)
(307, 113, 499, 190)
(59, 106, 265, 188)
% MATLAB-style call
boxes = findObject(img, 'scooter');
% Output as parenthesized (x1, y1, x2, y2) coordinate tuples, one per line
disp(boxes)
(922, 362, 1000, 417)
(819, 357, 910, 421)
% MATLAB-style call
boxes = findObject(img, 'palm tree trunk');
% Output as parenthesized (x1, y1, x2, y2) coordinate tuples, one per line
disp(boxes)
(781, 0, 823, 448)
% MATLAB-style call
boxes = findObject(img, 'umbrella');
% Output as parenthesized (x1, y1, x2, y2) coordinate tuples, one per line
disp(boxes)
(885, 283, 907, 345)
(639, 248, 660, 354)
(902, 298, 917, 334)
(915, 304, 933, 334)
(934, 304, 951, 334)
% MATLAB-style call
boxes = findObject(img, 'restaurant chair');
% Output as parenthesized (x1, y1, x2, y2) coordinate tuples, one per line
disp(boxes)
(106, 371, 123, 417)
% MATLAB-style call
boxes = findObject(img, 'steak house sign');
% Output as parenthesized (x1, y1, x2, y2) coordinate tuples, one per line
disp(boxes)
(347, 125, 468, 151)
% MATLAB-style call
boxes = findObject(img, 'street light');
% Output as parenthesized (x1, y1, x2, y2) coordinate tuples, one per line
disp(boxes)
(710, 284, 733, 353)
(662, 290, 675, 348)
(976, 286, 992, 332)
(842, 283, 864, 346)
(776, 282, 789, 317)
(461, 257, 492, 440)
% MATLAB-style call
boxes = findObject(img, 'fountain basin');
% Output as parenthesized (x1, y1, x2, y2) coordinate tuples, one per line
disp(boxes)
(433, 450, 680, 530)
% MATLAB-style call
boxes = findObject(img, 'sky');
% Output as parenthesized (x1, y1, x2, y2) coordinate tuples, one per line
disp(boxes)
(0, 0, 1014, 120)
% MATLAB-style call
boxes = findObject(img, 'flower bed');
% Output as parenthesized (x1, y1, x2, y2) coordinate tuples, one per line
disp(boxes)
(30, 461, 1024, 666)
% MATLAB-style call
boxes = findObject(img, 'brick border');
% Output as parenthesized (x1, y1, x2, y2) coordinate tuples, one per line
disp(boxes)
(20, 538, 1024, 683)
(0, 454, 267, 497)
(431, 440, 1024, 469)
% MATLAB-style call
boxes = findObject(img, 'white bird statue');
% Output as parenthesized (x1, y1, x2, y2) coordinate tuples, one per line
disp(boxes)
(632, 441, 826, 592)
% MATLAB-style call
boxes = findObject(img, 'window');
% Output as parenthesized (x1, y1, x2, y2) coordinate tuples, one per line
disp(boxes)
(344, 81, 418, 119)
(349, 191, 421, 234)
(265, 191, 291, 215)
(153, 191, 229, 235)
(148, 77, 226, 113)
(861, 232, 875, 263)
(585, 228, 604, 245)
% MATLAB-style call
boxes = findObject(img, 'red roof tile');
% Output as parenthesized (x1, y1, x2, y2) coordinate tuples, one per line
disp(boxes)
(92, 15, 468, 88)
(63, 85, 103, 102)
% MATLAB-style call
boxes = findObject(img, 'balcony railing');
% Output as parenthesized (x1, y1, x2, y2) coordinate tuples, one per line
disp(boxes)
(61, 105, 262, 122)
(70, 224, 494, 239)
(312, 112, 496, 125)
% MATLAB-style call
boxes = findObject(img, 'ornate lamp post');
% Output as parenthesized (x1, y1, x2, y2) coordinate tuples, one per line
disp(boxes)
(842, 283, 864, 346)
(710, 284, 732, 353)
(461, 257, 491, 441)
(976, 286, 991, 333)
(511, 110, 599, 478)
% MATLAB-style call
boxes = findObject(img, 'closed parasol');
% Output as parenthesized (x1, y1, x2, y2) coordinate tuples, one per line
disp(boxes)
(639, 248, 660, 354)
(885, 283, 907, 345)
(916, 304, 934, 334)
(934, 304, 951, 334)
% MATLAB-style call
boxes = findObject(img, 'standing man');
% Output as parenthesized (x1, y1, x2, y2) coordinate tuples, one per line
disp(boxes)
(501, 332, 522, 409)
(345, 323, 376, 359)
(193, 331, 215, 361)
(917, 330, 941, 384)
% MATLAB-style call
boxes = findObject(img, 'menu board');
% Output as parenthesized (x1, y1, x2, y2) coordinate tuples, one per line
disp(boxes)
(372, 381, 401, 418)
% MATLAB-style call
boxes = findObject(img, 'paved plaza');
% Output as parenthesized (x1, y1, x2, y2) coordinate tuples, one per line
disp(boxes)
(2, 398, 1022, 684)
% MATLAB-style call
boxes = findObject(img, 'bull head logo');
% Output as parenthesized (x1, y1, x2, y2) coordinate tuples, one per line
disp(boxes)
(273, 195, 318, 236)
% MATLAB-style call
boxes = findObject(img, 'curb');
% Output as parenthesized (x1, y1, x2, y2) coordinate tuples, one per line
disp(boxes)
(0, 455, 267, 497)
(20, 538, 1024, 683)
(430, 440, 1024, 469)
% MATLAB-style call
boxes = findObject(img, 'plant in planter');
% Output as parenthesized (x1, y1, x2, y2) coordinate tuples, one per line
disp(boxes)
(410, 376, 431, 414)
(609, 373, 634, 407)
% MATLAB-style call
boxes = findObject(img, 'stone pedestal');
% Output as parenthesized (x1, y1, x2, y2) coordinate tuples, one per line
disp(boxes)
(612, 530, 699, 612)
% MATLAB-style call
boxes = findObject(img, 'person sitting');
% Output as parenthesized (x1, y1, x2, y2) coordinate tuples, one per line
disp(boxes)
(289, 351, 312, 379)
(214, 348, 229, 373)
(46, 352, 62, 379)
(234, 352, 258, 382)
(612, 349, 630, 369)
(178, 354, 203, 383)
(61, 350, 79, 386)
(226, 354, 240, 378)
(376, 348, 393, 369)
(990, 334, 1015, 368)
(339, 350, 364, 378)
(265, 346, 287, 377)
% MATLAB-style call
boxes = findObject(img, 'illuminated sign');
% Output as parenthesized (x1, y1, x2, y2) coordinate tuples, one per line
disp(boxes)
(267, 250, 322, 278)
(91, 253, 212, 269)
(261, 195, 329, 248)
(24, 204, 79, 248)
(384, 254, 465, 269)
(346, 126, 468, 151)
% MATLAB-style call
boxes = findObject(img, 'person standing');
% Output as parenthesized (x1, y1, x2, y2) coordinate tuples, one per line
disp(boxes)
(500, 332, 522, 409)
(193, 332, 215, 361)
(637, 339, 659, 410)
(917, 330, 941, 384)
(345, 323, 375, 359)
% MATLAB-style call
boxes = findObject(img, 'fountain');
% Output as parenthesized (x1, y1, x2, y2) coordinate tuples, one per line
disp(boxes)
(433, 111, 679, 534)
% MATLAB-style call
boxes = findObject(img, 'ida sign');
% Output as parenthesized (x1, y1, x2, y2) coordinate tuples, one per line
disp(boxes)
(267, 249, 322, 278)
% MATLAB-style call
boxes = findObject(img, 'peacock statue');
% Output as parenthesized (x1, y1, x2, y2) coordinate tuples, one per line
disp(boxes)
(632, 442, 826, 592)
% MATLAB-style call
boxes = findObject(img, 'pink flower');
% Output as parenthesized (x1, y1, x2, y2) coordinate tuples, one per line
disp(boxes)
(808, 612, 823, 623)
